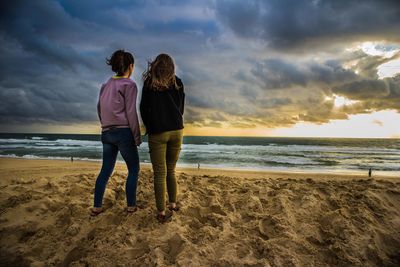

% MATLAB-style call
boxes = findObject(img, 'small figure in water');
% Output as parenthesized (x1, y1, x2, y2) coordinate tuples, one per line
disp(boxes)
(368, 168, 372, 177)
(71, 156, 74, 162)
(197, 163, 200, 170)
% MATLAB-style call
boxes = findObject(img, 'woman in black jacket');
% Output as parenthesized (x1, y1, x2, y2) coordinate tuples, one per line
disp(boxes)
(140, 54, 185, 223)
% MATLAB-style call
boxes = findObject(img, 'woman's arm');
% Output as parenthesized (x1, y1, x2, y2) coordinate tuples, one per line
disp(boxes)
(177, 77, 185, 115)
(97, 100, 101, 122)
(97, 84, 106, 122)
(180, 85, 185, 116)
(140, 86, 149, 128)
(124, 83, 142, 145)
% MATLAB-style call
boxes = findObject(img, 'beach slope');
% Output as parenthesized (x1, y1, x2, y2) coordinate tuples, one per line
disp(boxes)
(0, 158, 399, 266)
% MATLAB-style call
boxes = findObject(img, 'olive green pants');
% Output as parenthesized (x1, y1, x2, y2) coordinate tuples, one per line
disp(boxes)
(148, 129, 183, 212)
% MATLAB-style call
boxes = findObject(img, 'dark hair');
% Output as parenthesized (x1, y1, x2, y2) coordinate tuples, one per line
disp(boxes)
(142, 53, 179, 91)
(106, 50, 134, 76)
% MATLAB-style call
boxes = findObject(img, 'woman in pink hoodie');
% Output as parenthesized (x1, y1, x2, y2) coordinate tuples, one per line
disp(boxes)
(91, 50, 141, 216)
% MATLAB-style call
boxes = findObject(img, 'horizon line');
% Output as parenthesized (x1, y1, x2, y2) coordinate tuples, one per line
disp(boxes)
(0, 132, 398, 140)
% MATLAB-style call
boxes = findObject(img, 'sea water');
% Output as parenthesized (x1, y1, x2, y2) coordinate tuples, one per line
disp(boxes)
(0, 133, 399, 176)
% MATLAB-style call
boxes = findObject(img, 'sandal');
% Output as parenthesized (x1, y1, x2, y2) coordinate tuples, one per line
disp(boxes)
(127, 206, 138, 213)
(127, 203, 145, 213)
(156, 212, 173, 223)
(90, 208, 103, 216)
(168, 205, 180, 212)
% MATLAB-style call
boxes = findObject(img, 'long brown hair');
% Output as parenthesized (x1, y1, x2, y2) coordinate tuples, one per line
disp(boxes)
(142, 53, 179, 90)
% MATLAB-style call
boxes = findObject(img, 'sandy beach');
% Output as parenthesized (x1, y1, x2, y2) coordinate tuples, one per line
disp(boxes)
(0, 158, 399, 266)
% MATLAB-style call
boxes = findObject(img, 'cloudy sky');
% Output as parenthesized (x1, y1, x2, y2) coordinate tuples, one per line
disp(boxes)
(1, 0, 400, 137)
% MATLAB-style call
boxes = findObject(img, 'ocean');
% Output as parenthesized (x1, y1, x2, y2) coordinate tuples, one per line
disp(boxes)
(0, 133, 399, 176)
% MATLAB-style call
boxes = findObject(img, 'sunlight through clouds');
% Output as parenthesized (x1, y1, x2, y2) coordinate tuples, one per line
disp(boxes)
(378, 59, 400, 79)
(272, 110, 400, 138)
(333, 95, 359, 108)
(0, 1, 399, 138)
(360, 42, 400, 58)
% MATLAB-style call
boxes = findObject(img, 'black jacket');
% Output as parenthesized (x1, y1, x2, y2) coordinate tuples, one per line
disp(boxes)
(140, 76, 185, 134)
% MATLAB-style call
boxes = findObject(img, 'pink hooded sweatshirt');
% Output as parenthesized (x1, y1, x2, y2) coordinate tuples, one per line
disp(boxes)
(97, 77, 141, 145)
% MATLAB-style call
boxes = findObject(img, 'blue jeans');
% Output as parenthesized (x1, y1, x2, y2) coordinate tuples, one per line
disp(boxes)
(94, 128, 140, 208)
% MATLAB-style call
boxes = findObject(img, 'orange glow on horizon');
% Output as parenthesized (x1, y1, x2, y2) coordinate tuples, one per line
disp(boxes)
(2, 110, 399, 139)
(185, 110, 400, 138)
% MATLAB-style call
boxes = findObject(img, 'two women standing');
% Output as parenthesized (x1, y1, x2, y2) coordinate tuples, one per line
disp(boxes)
(92, 50, 185, 224)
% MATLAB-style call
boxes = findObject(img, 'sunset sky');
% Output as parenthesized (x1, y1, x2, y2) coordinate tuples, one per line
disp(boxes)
(0, 0, 399, 138)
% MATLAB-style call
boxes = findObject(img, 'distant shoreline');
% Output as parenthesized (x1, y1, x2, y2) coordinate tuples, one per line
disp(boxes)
(1, 134, 399, 177)
(0, 157, 398, 180)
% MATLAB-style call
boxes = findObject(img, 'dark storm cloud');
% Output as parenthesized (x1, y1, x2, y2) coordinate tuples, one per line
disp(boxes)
(0, 0, 110, 124)
(256, 97, 293, 109)
(0, 0, 217, 127)
(215, 0, 400, 49)
(249, 58, 357, 89)
(182, 107, 204, 124)
(239, 85, 259, 101)
(1, 0, 399, 131)
(230, 51, 400, 126)
(333, 80, 390, 99)
(0, 1, 101, 72)
(185, 49, 400, 128)
(333, 77, 400, 111)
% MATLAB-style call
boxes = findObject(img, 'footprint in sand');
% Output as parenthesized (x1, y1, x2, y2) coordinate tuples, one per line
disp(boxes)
(185, 206, 226, 228)
(258, 215, 284, 239)
(125, 241, 151, 259)
(12, 178, 37, 185)
(65, 223, 81, 237)
(113, 186, 125, 201)
(3, 192, 33, 209)
(209, 204, 227, 216)
(62, 246, 88, 267)
(103, 195, 116, 209)
(167, 233, 186, 263)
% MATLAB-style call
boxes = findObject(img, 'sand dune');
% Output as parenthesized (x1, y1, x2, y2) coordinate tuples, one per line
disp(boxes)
(0, 159, 400, 266)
